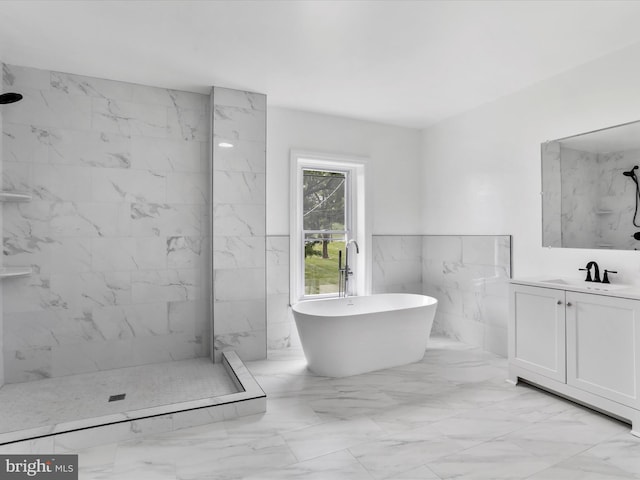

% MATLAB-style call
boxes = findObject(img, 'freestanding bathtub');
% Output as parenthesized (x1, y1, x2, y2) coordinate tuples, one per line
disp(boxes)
(291, 293, 438, 377)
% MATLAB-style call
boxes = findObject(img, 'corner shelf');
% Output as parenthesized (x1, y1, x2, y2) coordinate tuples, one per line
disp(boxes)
(0, 267, 32, 279)
(0, 191, 31, 202)
(595, 210, 613, 215)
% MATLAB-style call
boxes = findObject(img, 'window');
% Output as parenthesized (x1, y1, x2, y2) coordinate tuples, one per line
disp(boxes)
(291, 152, 369, 303)
(303, 169, 348, 296)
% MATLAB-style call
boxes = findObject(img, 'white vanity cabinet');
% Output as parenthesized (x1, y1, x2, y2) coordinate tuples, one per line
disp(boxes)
(565, 291, 640, 409)
(509, 281, 640, 435)
(509, 284, 565, 383)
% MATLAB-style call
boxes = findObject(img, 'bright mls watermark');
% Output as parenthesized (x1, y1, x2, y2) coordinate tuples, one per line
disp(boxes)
(0, 455, 77, 479)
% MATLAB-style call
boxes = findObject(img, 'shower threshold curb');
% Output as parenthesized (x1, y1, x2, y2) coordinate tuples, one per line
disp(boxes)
(0, 351, 266, 448)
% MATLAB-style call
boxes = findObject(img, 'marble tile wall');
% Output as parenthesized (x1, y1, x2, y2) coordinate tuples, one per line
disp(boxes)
(1, 64, 210, 382)
(0, 93, 4, 386)
(545, 143, 640, 250)
(422, 235, 511, 356)
(559, 147, 600, 249)
(372, 235, 423, 294)
(596, 148, 640, 249)
(541, 141, 561, 247)
(211, 87, 267, 362)
(266, 235, 299, 350)
(268, 234, 511, 357)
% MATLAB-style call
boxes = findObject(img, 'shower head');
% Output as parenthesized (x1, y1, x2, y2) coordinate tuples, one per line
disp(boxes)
(0, 92, 23, 104)
(624, 166, 639, 177)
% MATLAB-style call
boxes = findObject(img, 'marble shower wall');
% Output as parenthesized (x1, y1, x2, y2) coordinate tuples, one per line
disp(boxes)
(559, 147, 600, 249)
(597, 148, 640, 249)
(545, 144, 640, 249)
(211, 87, 267, 362)
(1, 64, 210, 382)
(541, 141, 562, 247)
(422, 235, 511, 357)
(0, 91, 4, 386)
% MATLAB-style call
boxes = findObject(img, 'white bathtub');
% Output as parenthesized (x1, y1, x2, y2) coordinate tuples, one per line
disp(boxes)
(291, 293, 438, 377)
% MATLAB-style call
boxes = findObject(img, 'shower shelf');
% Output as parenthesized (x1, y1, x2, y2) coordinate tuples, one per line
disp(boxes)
(595, 210, 613, 214)
(0, 267, 32, 279)
(0, 191, 31, 202)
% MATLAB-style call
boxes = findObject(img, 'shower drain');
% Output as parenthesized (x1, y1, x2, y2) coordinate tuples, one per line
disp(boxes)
(108, 393, 126, 402)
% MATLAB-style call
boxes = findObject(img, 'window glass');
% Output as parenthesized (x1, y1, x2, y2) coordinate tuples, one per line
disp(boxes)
(303, 170, 346, 230)
(302, 170, 347, 296)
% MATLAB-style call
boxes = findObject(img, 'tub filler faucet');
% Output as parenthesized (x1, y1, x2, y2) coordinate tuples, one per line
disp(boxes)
(338, 239, 360, 297)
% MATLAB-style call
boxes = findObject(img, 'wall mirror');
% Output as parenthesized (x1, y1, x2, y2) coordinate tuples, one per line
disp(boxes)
(542, 120, 640, 250)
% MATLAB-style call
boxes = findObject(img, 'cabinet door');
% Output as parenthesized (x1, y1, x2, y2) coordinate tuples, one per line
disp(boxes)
(509, 284, 566, 382)
(566, 292, 640, 408)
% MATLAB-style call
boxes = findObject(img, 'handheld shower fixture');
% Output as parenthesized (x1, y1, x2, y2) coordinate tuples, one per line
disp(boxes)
(0, 92, 23, 104)
(624, 165, 640, 228)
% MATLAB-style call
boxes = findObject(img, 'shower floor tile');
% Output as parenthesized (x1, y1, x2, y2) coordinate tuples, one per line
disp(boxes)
(0, 357, 238, 435)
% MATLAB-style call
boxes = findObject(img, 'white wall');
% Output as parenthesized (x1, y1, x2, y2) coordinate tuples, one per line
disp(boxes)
(267, 107, 422, 236)
(421, 41, 640, 285)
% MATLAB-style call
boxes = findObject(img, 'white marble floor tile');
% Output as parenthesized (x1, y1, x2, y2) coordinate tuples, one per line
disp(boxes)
(349, 425, 467, 479)
(389, 464, 441, 479)
(242, 450, 375, 480)
(526, 465, 639, 480)
(8, 338, 640, 480)
(222, 398, 323, 438)
(175, 434, 297, 480)
(552, 432, 640, 478)
(427, 439, 557, 479)
(502, 406, 628, 460)
(370, 402, 467, 435)
(282, 417, 385, 462)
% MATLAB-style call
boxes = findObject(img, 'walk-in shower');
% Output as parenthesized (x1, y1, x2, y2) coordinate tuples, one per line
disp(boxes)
(0, 66, 266, 446)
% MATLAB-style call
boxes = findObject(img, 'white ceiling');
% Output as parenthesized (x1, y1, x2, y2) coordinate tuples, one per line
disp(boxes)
(2, 1, 640, 129)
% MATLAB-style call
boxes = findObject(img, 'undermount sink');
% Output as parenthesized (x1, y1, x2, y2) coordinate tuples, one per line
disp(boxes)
(537, 277, 631, 292)
(539, 278, 570, 285)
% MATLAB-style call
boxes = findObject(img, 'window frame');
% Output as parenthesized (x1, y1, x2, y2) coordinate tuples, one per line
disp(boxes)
(290, 151, 370, 304)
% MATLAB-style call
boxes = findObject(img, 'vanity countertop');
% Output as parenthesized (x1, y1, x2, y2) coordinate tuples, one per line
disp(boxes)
(511, 276, 640, 301)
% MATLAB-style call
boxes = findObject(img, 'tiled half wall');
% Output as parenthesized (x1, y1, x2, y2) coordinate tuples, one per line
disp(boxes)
(267, 234, 512, 357)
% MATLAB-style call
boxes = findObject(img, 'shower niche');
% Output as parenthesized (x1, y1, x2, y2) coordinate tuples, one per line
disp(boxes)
(542, 119, 640, 250)
(0, 91, 31, 278)
(0, 191, 32, 279)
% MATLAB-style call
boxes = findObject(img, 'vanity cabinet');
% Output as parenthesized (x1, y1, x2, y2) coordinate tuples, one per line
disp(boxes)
(565, 291, 640, 409)
(509, 282, 640, 435)
(509, 285, 565, 383)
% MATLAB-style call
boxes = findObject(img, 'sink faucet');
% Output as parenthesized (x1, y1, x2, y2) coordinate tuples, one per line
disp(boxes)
(579, 261, 601, 282)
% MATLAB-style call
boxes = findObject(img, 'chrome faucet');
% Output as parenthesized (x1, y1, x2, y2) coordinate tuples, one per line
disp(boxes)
(579, 261, 601, 282)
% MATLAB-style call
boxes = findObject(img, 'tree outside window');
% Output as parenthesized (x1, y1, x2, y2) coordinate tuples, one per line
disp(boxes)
(302, 169, 348, 295)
